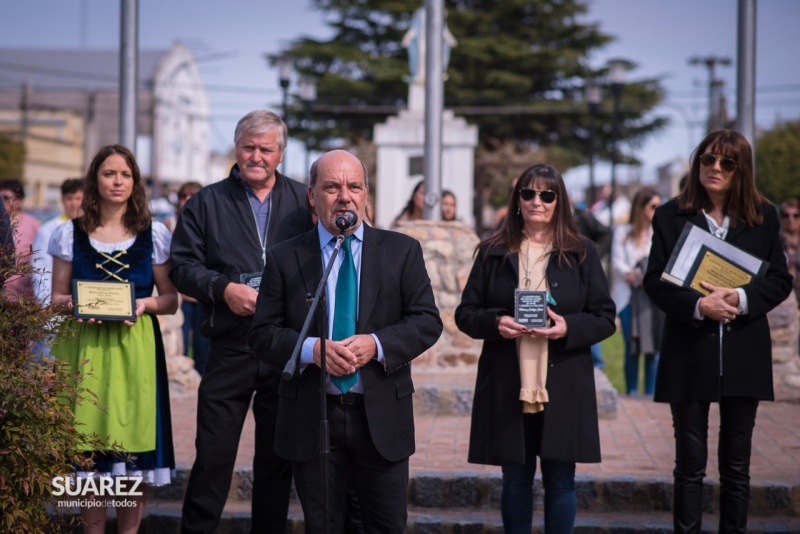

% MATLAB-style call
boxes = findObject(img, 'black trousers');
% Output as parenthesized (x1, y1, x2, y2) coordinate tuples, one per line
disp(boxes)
(292, 400, 409, 534)
(181, 345, 292, 534)
(670, 397, 759, 534)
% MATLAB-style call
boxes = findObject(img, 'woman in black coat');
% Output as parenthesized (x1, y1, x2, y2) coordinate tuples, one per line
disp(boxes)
(456, 164, 616, 533)
(644, 130, 792, 533)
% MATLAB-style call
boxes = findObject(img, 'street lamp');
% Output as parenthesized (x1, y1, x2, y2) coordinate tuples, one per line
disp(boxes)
(584, 79, 601, 208)
(299, 75, 318, 179)
(266, 53, 294, 173)
(606, 58, 627, 275)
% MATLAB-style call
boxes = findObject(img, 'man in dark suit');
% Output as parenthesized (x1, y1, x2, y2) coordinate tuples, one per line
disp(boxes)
(248, 149, 443, 533)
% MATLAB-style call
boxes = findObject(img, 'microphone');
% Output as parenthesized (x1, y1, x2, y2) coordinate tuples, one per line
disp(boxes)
(335, 210, 358, 232)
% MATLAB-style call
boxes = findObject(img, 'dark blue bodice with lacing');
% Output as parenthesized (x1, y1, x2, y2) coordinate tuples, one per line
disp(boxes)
(71, 219, 154, 299)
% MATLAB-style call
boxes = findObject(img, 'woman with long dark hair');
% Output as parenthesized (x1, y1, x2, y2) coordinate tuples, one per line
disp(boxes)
(49, 145, 178, 533)
(644, 130, 792, 532)
(456, 164, 616, 532)
(391, 180, 424, 228)
(611, 186, 662, 395)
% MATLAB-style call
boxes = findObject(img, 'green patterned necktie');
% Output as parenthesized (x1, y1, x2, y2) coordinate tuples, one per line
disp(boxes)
(331, 235, 358, 393)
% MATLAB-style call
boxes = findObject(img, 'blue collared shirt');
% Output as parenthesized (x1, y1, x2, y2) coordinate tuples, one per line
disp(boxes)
(300, 223, 385, 393)
(232, 167, 271, 263)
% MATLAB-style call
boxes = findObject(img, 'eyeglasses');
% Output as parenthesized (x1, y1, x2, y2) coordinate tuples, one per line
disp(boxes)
(699, 153, 737, 173)
(781, 211, 800, 220)
(519, 188, 557, 204)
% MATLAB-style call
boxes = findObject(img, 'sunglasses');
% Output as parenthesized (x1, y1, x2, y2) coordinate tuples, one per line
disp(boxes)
(519, 188, 557, 204)
(781, 211, 800, 220)
(699, 153, 737, 173)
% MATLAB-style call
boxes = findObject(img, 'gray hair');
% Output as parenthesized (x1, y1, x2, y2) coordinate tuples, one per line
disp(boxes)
(234, 110, 287, 151)
(309, 153, 369, 188)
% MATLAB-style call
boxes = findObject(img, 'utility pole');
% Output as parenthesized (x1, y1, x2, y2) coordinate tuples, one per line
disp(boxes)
(688, 55, 732, 133)
(119, 0, 138, 153)
(20, 81, 31, 140)
(736, 0, 757, 167)
(423, 0, 444, 221)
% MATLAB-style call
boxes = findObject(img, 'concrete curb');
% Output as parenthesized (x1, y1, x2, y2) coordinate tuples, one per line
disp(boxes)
(151, 468, 800, 517)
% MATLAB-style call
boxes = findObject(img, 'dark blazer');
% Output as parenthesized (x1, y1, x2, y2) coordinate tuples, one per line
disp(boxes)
(247, 225, 443, 463)
(455, 240, 616, 465)
(170, 165, 313, 348)
(644, 199, 792, 402)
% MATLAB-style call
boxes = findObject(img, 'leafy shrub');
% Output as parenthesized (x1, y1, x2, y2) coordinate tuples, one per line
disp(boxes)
(0, 232, 108, 533)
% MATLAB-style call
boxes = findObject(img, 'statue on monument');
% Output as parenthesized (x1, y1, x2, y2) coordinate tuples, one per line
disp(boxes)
(401, 5, 457, 85)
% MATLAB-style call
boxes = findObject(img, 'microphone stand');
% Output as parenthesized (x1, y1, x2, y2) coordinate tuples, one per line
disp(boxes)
(283, 232, 345, 534)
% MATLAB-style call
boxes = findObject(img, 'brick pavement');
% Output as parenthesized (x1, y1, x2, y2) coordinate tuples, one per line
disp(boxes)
(169, 371, 800, 486)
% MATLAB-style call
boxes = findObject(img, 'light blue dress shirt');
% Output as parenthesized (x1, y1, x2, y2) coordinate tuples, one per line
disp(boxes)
(300, 223, 385, 394)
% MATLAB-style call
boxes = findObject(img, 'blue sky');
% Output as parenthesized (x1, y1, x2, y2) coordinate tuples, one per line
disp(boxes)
(2, 0, 798, 189)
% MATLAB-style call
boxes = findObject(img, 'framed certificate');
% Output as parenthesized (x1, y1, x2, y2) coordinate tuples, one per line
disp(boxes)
(514, 289, 548, 328)
(72, 280, 137, 322)
(660, 222, 767, 293)
(687, 246, 753, 295)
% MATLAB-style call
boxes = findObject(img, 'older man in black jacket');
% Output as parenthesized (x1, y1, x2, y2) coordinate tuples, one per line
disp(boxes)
(170, 110, 313, 534)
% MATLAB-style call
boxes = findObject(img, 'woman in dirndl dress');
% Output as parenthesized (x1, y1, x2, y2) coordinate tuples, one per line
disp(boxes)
(50, 144, 178, 533)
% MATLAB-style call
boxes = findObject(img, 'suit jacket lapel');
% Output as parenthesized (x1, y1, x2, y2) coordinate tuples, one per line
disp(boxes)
(295, 229, 324, 335)
(358, 225, 382, 333)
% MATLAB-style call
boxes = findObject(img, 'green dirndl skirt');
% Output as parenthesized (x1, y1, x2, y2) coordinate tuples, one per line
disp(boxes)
(52, 314, 174, 484)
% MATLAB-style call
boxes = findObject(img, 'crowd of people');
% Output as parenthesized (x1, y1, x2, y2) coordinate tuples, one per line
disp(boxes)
(1, 118, 796, 533)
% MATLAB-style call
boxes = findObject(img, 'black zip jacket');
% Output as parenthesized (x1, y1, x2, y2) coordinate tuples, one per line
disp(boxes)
(169, 165, 313, 350)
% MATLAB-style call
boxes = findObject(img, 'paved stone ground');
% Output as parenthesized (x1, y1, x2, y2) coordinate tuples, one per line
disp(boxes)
(169, 369, 800, 486)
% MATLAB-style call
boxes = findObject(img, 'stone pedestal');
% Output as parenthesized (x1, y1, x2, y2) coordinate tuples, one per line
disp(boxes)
(767, 294, 800, 401)
(373, 84, 478, 229)
(159, 301, 202, 398)
(394, 220, 481, 368)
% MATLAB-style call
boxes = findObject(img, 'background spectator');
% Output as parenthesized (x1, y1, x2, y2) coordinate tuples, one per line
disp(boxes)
(612, 187, 662, 396)
(779, 197, 800, 306)
(441, 189, 457, 221)
(31, 178, 84, 306)
(391, 180, 424, 228)
(175, 181, 209, 375)
(0, 178, 41, 300)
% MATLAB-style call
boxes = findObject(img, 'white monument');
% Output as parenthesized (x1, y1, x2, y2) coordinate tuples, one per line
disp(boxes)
(373, 6, 478, 229)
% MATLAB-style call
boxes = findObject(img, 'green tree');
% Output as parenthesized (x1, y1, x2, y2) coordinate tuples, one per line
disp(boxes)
(0, 135, 25, 180)
(281, 0, 666, 165)
(755, 119, 800, 203)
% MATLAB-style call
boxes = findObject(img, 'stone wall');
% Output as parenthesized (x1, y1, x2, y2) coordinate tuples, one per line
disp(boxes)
(393, 220, 482, 368)
(159, 304, 201, 397)
(767, 294, 800, 401)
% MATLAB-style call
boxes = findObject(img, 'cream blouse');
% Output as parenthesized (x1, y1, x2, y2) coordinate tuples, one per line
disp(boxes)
(517, 239, 551, 413)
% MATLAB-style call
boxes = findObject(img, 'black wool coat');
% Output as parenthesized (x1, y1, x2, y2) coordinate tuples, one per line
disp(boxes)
(455, 240, 616, 465)
(643, 199, 792, 402)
